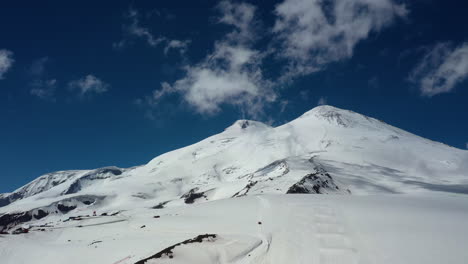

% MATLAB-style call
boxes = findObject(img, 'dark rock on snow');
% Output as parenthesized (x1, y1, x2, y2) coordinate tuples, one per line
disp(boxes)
(134, 234, 217, 263)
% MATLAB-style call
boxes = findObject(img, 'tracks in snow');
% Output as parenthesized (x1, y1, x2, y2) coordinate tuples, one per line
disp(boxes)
(244, 196, 360, 264)
(310, 202, 359, 264)
(235, 196, 272, 264)
(113, 196, 360, 264)
(289, 199, 360, 264)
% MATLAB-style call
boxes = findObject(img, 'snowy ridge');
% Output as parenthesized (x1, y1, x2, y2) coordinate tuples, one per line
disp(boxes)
(1, 105, 467, 264)
(1, 105, 467, 223)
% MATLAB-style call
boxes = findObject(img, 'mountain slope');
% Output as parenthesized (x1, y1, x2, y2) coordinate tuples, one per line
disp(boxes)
(1, 105, 468, 264)
(1, 105, 467, 232)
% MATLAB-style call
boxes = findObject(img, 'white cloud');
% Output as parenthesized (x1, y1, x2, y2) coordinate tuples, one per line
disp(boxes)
(409, 42, 468, 96)
(30, 79, 57, 101)
(0, 49, 14, 79)
(138, 0, 407, 118)
(145, 1, 275, 116)
(136, 81, 175, 107)
(123, 8, 165, 47)
(114, 8, 190, 55)
(272, 0, 407, 80)
(279, 100, 289, 113)
(164, 40, 191, 55)
(161, 44, 273, 115)
(317, 96, 328, 105)
(217, 0, 258, 43)
(68, 75, 109, 97)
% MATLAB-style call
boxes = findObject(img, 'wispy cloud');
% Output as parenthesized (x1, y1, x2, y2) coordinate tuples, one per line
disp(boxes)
(137, 0, 407, 118)
(272, 0, 407, 80)
(30, 79, 57, 101)
(409, 42, 468, 96)
(114, 8, 190, 55)
(217, 0, 259, 43)
(68, 75, 109, 97)
(0, 49, 14, 79)
(27, 58, 110, 101)
(317, 96, 328, 106)
(28, 57, 58, 101)
(164, 39, 191, 55)
(142, 0, 275, 116)
(119, 8, 165, 48)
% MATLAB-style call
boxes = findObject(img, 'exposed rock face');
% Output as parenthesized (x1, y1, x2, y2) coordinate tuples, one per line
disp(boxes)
(181, 188, 207, 204)
(134, 234, 217, 263)
(152, 201, 169, 209)
(0, 195, 104, 232)
(0, 212, 32, 232)
(57, 204, 77, 213)
(232, 181, 258, 197)
(12, 227, 30, 235)
(33, 209, 48, 220)
(287, 166, 348, 194)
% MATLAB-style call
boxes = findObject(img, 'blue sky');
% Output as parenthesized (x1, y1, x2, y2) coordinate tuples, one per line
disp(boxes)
(1, 0, 467, 192)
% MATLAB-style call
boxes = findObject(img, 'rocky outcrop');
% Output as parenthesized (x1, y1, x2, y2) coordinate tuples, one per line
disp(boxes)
(134, 234, 217, 263)
(287, 166, 349, 194)
(0, 195, 104, 232)
(181, 188, 207, 204)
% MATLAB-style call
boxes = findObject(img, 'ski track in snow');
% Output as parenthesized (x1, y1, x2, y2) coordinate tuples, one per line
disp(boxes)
(310, 201, 359, 264)
(111, 255, 133, 264)
(253, 196, 272, 263)
(226, 196, 362, 264)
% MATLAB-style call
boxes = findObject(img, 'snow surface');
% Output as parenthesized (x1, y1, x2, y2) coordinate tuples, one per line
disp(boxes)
(1, 105, 467, 263)
(1, 194, 468, 263)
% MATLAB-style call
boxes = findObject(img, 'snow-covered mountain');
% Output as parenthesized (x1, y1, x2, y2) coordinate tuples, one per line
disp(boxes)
(1, 105, 468, 264)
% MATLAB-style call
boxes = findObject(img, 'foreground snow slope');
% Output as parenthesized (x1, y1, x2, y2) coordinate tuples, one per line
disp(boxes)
(1, 194, 468, 264)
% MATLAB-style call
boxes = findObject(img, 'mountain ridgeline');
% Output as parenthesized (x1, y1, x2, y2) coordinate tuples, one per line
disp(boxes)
(1, 105, 467, 232)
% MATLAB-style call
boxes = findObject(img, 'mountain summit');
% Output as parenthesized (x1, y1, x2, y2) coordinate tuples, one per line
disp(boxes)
(1, 105, 467, 223)
(1, 106, 468, 264)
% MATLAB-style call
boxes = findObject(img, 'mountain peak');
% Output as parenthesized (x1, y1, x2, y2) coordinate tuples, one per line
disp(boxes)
(300, 105, 348, 118)
(307, 105, 348, 115)
(224, 120, 272, 133)
(298, 105, 359, 127)
(296, 105, 392, 131)
(312, 104, 342, 111)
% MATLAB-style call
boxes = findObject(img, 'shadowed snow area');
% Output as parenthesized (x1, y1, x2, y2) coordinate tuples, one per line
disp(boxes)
(1, 105, 467, 263)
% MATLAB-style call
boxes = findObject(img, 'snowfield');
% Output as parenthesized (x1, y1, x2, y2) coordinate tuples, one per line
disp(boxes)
(1, 105, 467, 263)
(1, 194, 468, 264)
